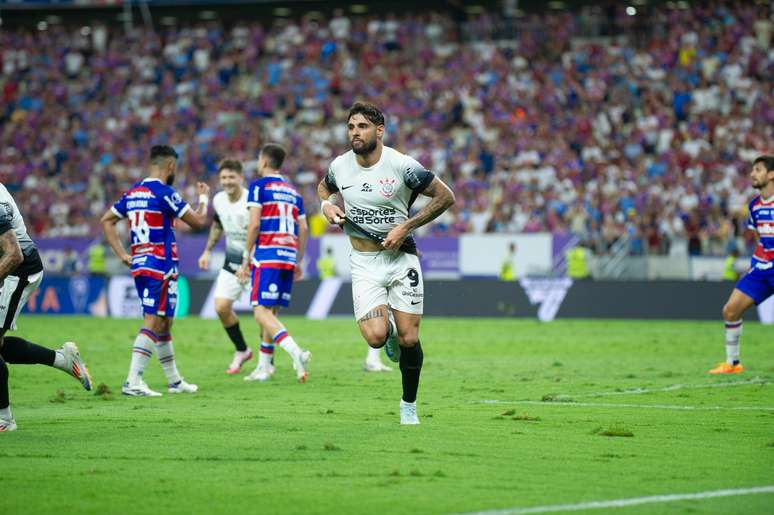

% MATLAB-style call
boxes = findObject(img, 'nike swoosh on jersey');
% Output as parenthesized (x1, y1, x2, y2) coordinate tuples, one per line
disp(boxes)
(341, 185, 354, 190)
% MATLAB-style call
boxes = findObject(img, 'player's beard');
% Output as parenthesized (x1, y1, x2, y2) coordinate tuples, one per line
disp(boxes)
(351, 137, 377, 155)
(166, 174, 175, 186)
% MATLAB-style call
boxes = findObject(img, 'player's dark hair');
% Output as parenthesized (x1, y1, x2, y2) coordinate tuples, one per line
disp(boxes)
(753, 155, 774, 173)
(150, 145, 179, 165)
(261, 143, 286, 170)
(347, 102, 385, 126)
(218, 159, 243, 174)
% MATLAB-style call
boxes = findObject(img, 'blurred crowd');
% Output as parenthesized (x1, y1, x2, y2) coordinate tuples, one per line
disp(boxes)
(1, 1, 772, 256)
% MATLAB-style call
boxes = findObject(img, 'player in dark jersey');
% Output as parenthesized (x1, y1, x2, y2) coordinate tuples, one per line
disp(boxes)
(101, 145, 210, 396)
(0, 184, 92, 432)
(238, 143, 311, 383)
(711, 156, 774, 374)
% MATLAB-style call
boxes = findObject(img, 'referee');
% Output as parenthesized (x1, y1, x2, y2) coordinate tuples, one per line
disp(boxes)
(317, 102, 455, 425)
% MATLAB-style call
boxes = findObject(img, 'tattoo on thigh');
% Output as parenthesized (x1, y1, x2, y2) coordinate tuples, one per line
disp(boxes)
(358, 307, 384, 323)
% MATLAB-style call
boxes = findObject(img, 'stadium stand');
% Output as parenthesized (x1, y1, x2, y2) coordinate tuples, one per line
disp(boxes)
(0, 1, 771, 258)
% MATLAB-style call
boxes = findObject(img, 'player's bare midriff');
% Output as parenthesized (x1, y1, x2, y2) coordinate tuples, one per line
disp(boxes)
(349, 235, 383, 252)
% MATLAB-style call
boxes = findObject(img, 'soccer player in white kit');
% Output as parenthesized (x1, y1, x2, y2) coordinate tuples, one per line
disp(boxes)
(318, 102, 455, 424)
(0, 184, 93, 432)
(198, 160, 273, 374)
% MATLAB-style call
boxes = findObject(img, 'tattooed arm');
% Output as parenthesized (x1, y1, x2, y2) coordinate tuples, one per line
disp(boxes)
(382, 177, 456, 251)
(0, 230, 23, 284)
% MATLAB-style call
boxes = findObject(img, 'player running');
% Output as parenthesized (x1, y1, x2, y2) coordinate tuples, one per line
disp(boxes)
(238, 143, 311, 383)
(101, 145, 210, 396)
(711, 155, 774, 374)
(317, 102, 455, 424)
(197, 159, 267, 375)
(0, 184, 92, 432)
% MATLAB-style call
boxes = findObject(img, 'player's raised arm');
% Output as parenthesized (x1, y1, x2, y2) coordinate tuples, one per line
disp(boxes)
(100, 208, 131, 267)
(317, 175, 344, 225)
(198, 216, 223, 270)
(180, 182, 211, 230)
(382, 176, 455, 251)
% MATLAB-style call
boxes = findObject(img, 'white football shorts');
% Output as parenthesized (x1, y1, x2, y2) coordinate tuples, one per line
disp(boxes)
(0, 270, 43, 331)
(213, 268, 248, 302)
(350, 249, 424, 320)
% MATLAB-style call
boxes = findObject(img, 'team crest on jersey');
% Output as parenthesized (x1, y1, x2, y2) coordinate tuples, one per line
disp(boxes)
(379, 178, 397, 198)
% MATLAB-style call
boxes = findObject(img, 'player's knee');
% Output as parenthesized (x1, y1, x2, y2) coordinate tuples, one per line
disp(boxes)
(214, 301, 231, 318)
(398, 333, 419, 348)
(722, 302, 739, 321)
(362, 327, 388, 348)
(253, 305, 271, 323)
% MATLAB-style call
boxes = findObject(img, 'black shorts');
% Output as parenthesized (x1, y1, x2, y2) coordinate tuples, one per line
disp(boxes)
(0, 249, 44, 331)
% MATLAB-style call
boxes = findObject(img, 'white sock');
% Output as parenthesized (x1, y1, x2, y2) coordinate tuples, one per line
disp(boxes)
(0, 406, 11, 420)
(367, 346, 382, 363)
(259, 340, 275, 368)
(273, 329, 301, 359)
(724, 320, 742, 364)
(53, 350, 66, 370)
(127, 329, 156, 383)
(156, 333, 182, 385)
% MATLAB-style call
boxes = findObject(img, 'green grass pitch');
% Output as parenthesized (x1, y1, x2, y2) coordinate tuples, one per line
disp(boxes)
(2, 315, 773, 515)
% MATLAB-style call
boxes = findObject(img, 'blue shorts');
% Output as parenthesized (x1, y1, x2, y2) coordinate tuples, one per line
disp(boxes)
(134, 275, 177, 317)
(250, 266, 293, 307)
(735, 267, 774, 305)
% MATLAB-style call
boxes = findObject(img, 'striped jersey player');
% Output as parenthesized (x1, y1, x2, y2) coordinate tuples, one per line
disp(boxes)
(711, 155, 774, 375)
(101, 145, 210, 397)
(239, 143, 311, 383)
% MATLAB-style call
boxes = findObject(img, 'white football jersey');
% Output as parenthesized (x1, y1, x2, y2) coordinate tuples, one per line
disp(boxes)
(0, 183, 35, 255)
(213, 188, 248, 272)
(325, 146, 434, 240)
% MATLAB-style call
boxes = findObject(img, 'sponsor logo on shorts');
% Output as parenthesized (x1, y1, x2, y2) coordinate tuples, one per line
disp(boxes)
(142, 288, 155, 307)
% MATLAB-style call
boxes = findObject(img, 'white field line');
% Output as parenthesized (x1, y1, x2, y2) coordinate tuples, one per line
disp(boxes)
(456, 485, 774, 515)
(478, 377, 773, 411)
(479, 400, 774, 411)
(571, 377, 770, 398)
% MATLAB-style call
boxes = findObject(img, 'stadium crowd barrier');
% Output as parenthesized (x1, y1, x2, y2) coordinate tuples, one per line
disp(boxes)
(51, 276, 765, 322)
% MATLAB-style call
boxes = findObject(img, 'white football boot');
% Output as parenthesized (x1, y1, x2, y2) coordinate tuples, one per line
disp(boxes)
(364, 359, 393, 372)
(293, 350, 312, 383)
(61, 342, 93, 391)
(122, 379, 162, 397)
(244, 365, 275, 382)
(226, 349, 253, 375)
(399, 400, 420, 425)
(168, 379, 198, 394)
(0, 418, 17, 432)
